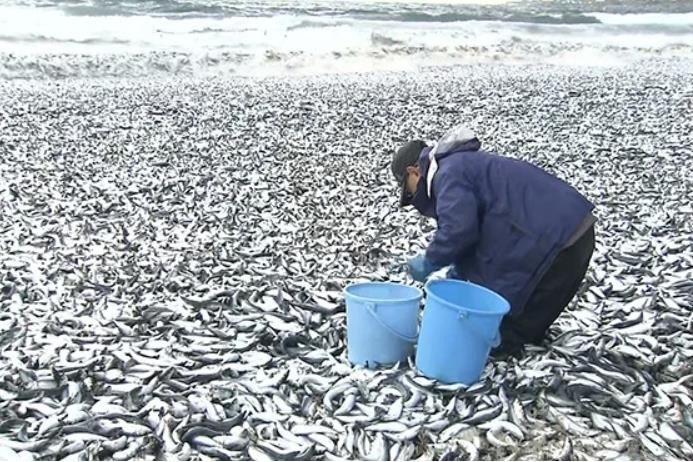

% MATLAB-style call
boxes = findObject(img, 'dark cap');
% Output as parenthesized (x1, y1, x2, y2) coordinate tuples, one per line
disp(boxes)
(391, 140, 427, 207)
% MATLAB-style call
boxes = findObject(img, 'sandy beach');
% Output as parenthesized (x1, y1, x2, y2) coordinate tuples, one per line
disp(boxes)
(1, 60, 692, 459)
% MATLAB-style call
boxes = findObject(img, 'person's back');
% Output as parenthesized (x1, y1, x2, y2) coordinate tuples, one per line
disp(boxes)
(443, 149, 593, 245)
(430, 148, 593, 316)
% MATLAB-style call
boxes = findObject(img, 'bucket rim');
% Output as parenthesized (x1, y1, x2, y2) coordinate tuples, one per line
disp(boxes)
(424, 279, 510, 316)
(344, 281, 423, 304)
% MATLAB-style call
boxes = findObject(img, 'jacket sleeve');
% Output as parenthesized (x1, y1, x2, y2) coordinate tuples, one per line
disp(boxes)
(425, 171, 479, 267)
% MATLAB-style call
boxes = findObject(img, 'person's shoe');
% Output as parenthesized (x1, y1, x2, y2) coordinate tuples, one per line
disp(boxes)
(490, 343, 524, 360)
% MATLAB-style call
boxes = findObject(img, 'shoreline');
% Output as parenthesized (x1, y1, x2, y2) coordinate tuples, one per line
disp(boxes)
(1, 55, 692, 85)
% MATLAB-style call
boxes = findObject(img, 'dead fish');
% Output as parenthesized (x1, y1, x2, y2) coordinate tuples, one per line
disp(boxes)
(1, 66, 690, 462)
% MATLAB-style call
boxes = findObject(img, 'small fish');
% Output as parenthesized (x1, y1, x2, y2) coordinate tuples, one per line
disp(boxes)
(365, 422, 409, 433)
(100, 436, 129, 453)
(463, 403, 503, 426)
(555, 437, 573, 461)
(384, 425, 421, 443)
(292, 424, 337, 436)
(112, 440, 142, 461)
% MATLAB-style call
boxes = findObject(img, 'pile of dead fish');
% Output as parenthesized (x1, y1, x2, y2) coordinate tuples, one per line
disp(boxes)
(1, 62, 692, 461)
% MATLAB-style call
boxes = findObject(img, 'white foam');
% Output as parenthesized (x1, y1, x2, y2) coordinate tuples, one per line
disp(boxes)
(1, 3, 692, 78)
(587, 12, 693, 26)
(544, 47, 630, 68)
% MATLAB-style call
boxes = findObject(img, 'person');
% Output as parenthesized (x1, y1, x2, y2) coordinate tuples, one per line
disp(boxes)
(391, 124, 596, 357)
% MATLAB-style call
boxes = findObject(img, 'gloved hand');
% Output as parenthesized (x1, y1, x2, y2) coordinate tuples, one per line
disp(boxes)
(407, 254, 439, 282)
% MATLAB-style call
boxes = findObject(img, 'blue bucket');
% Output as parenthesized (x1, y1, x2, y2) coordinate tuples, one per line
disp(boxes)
(416, 279, 510, 384)
(344, 282, 423, 368)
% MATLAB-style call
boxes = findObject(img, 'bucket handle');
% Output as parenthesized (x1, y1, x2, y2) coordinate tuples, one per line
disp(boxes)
(365, 303, 418, 344)
(457, 311, 502, 348)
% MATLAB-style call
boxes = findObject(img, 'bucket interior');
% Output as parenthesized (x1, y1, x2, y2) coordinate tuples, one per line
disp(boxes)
(345, 282, 421, 303)
(426, 280, 509, 315)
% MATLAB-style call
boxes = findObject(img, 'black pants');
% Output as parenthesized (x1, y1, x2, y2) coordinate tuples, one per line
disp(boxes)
(495, 226, 596, 355)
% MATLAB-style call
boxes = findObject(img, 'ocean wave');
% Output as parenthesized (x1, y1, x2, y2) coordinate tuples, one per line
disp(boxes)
(0, 34, 131, 45)
(59, 1, 233, 18)
(9, 0, 693, 25)
(370, 32, 405, 47)
(351, 11, 603, 25)
(186, 26, 257, 34)
(1, 1, 692, 79)
(587, 12, 693, 26)
(46, 1, 692, 28)
(286, 20, 349, 31)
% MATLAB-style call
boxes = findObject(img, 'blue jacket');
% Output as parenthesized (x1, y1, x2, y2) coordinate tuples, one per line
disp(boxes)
(412, 137, 594, 316)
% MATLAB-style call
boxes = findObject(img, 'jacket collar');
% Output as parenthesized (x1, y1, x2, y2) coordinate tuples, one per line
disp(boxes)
(411, 138, 482, 218)
(411, 147, 436, 218)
